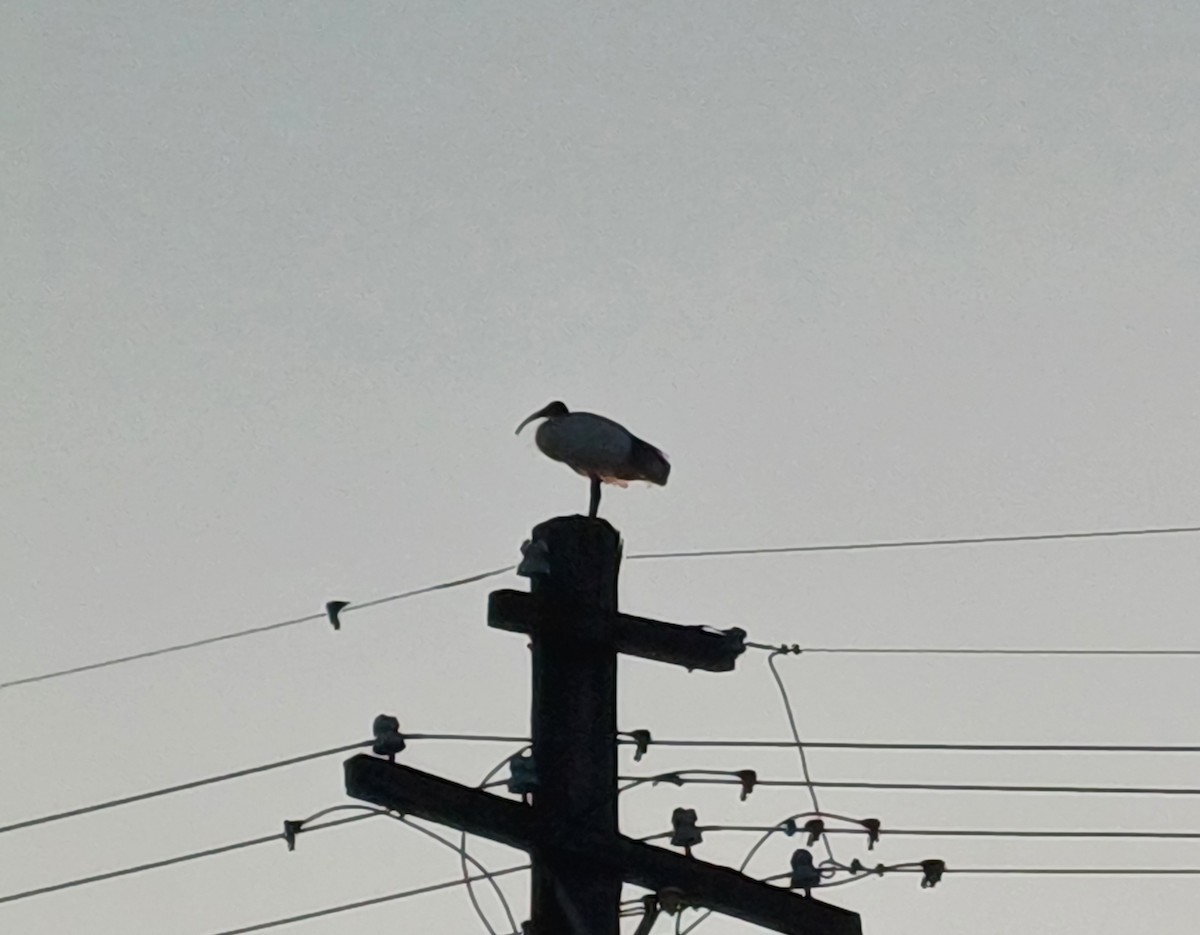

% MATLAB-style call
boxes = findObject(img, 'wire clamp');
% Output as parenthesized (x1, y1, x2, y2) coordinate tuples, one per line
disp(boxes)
(652, 772, 685, 787)
(920, 859, 946, 889)
(803, 818, 825, 846)
(860, 818, 881, 850)
(283, 819, 303, 852)
(735, 769, 757, 800)
(631, 895, 661, 935)
(657, 887, 688, 915)
(517, 538, 551, 578)
(670, 807, 703, 855)
(325, 600, 350, 631)
(789, 849, 822, 895)
(627, 729, 652, 761)
(372, 714, 407, 760)
(507, 750, 538, 802)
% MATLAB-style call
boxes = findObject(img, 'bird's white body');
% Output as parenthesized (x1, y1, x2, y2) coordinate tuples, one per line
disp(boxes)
(516, 401, 669, 516)
(535, 412, 637, 486)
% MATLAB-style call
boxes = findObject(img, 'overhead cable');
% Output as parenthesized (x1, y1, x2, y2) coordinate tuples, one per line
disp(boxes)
(763, 651, 833, 862)
(0, 566, 515, 691)
(618, 773, 1200, 797)
(199, 864, 530, 935)
(0, 742, 371, 837)
(749, 645, 1200, 657)
(0, 813, 375, 906)
(8, 521, 1200, 692)
(630, 522, 1200, 561)
(641, 825, 1200, 842)
(639, 738, 1200, 754)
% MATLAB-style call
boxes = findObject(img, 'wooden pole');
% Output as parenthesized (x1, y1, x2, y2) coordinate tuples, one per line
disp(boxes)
(527, 515, 622, 934)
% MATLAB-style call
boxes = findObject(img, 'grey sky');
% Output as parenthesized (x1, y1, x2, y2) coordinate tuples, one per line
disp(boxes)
(4, 1, 1200, 932)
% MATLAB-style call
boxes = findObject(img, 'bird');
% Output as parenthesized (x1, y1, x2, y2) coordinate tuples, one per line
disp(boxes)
(515, 401, 670, 518)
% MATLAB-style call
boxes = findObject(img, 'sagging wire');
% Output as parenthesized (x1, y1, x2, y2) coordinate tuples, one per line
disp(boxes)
(616, 773, 1200, 797)
(298, 802, 520, 935)
(641, 813, 881, 852)
(765, 648, 833, 862)
(672, 811, 882, 935)
(199, 863, 531, 935)
(10, 520, 1200, 693)
(0, 811, 379, 906)
(461, 745, 532, 935)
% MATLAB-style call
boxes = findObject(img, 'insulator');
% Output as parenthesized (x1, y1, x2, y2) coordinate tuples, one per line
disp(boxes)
(517, 538, 551, 578)
(372, 715, 406, 759)
(670, 807, 703, 851)
(283, 819, 303, 852)
(789, 849, 822, 894)
(735, 769, 757, 800)
(782, 818, 798, 837)
(507, 751, 538, 795)
(325, 600, 350, 630)
(920, 859, 946, 889)
(657, 887, 687, 915)
(861, 818, 881, 850)
(803, 818, 825, 847)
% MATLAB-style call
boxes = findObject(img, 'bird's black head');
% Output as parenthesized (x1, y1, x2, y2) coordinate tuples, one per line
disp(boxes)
(515, 401, 569, 434)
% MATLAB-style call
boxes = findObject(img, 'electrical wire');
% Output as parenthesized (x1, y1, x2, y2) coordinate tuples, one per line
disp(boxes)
(760, 866, 1200, 883)
(8, 521, 1200, 693)
(747, 645, 1200, 656)
(675, 810, 816, 935)
(0, 812, 377, 906)
(461, 745, 531, 935)
(0, 742, 372, 837)
(627, 523, 1200, 561)
(386, 812, 520, 935)
(640, 825, 1200, 842)
(12, 730, 1198, 841)
(638, 738, 1200, 753)
(0, 565, 516, 691)
(618, 773, 1200, 797)
(198, 864, 531, 935)
(764, 651, 832, 863)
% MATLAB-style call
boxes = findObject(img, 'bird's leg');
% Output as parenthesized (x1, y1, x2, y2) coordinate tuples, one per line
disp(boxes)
(588, 476, 601, 518)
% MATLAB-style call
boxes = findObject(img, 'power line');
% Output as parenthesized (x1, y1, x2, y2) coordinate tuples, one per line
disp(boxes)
(629, 523, 1200, 561)
(0, 742, 371, 837)
(750, 646, 1200, 656)
(763, 651, 832, 862)
(640, 738, 1200, 753)
(7, 521, 1200, 693)
(386, 812, 520, 935)
(641, 825, 1200, 842)
(0, 566, 516, 691)
(461, 746, 531, 935)
(766, 867, 1200, 880)
(12, 730, 1199, 841)
(619, 773, 1200, 797)
(198, 864, 530, 935)
(0, 813, 376, 906)
(906, 867, 1200, 875)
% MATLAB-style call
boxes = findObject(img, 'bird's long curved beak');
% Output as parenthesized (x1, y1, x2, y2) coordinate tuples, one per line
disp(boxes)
(515, 405, 553, 435)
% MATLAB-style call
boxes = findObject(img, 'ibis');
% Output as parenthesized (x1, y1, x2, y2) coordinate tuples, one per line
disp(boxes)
(515, 401, 670, 518)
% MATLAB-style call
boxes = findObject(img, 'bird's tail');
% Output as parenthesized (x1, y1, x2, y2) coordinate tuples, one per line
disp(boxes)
(630, 438, 671, 486)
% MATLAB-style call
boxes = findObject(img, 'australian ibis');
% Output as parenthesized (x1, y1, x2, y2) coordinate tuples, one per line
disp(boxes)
(515, 401, 670, 518)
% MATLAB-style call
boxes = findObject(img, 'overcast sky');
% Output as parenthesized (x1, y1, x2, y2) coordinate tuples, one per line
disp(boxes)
(4, 2, 1200, 933)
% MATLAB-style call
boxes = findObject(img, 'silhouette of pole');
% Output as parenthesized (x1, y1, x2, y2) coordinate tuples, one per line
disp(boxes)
(526, 515, 622, 933)
(346, 514, 862, 935)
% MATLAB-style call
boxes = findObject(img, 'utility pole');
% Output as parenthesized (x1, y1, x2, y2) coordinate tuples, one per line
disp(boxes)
(345, 515, 863, 935)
